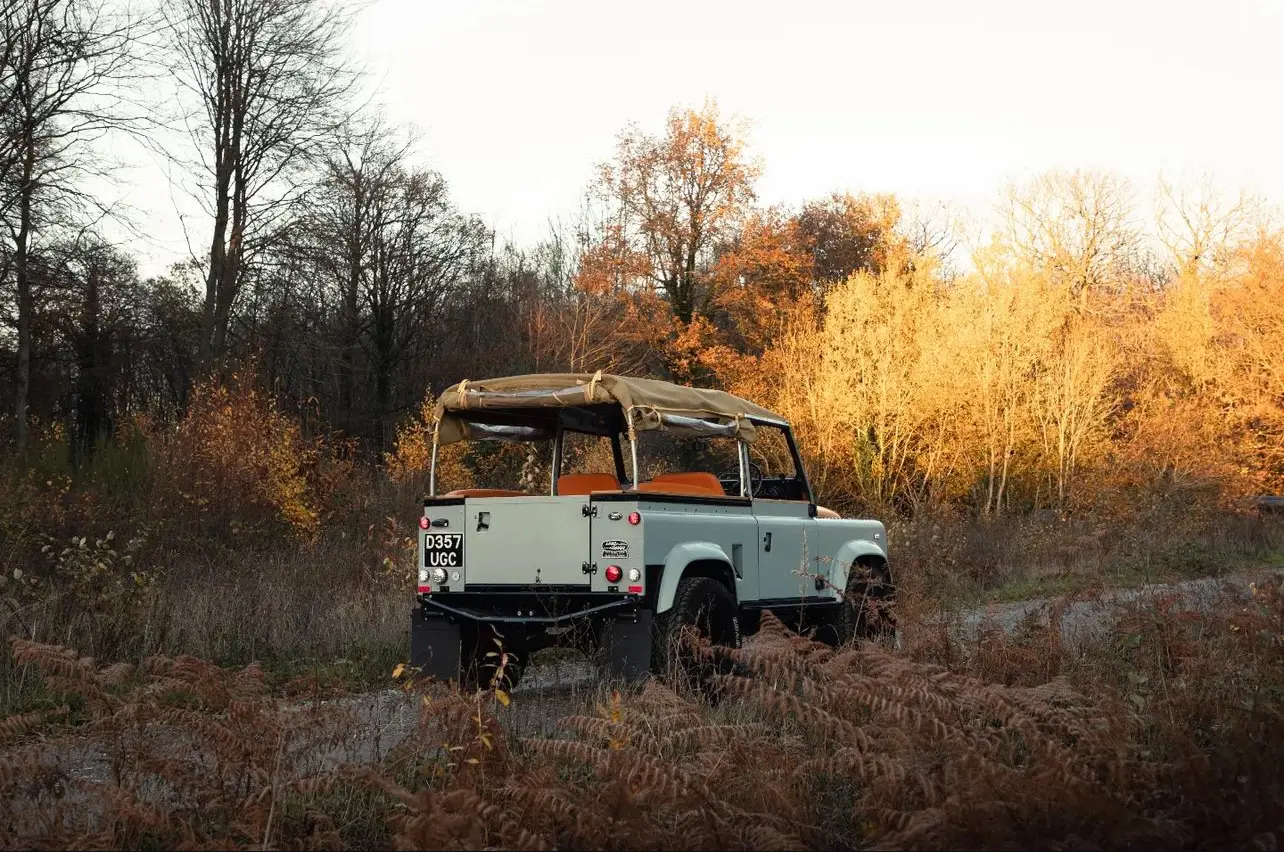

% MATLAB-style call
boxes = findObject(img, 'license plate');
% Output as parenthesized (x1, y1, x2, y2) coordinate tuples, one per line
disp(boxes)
(424, 533, 463, 569)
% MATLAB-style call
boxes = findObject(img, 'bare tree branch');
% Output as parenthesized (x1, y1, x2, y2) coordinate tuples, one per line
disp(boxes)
(1, 0, 157, 457)
(161, 0, 361, 370)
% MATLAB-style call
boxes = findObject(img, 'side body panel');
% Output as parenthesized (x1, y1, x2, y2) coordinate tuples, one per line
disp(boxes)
(753, 499, 822, 601)
(635, 499, 759, 613)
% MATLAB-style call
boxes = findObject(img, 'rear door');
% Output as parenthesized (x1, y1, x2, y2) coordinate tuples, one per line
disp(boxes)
(463, 496, 592, 587)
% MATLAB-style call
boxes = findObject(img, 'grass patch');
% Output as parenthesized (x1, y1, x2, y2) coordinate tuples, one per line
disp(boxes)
(894, 508, 1284, 609)
(259, 641, 406, 694)
(976, 544, 1284, 606)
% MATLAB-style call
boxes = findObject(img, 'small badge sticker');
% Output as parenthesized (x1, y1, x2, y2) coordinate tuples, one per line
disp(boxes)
(602, 540, 629, 559)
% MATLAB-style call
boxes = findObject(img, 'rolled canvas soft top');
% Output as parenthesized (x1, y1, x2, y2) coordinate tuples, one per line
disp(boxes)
(432, 372, 786, 445)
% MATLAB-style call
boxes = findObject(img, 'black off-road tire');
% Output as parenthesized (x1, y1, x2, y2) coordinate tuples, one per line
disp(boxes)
(820, 559, 897, 647)
(460, 623, 526, 693)
(652, 576, 742, 697)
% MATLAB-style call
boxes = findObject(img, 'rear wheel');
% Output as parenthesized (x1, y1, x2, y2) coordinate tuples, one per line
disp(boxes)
(460, 623, 526, 693)
(652, 576, 741, 696)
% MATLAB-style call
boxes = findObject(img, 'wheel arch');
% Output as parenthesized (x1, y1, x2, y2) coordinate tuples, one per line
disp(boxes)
(655, 542, 738, 614)
(831, 539, 891, 592)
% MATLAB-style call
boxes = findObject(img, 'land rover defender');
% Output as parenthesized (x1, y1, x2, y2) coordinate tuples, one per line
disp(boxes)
(409, 372, 895, 689)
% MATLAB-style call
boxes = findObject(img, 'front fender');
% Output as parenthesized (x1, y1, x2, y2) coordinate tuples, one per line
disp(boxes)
(655, 541, 736, 614)
(830, 539, 889, 591)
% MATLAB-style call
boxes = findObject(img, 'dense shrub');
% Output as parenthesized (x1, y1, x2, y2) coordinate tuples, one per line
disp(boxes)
(153, 373, 359, 541)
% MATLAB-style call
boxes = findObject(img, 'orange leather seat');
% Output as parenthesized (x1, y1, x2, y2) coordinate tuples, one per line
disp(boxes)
(637, 481, 716, 496)
(816, 505, 841, 519)
(443, 488, 529, 498)
(557, 472, 621, 495)
(639, 471, 726, 497)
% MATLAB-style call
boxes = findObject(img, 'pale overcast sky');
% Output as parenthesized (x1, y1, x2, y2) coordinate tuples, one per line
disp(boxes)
(127, 0, 1284, 277)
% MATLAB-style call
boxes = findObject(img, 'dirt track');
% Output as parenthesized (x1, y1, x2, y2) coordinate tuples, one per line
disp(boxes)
(949, 566, 1280, 644)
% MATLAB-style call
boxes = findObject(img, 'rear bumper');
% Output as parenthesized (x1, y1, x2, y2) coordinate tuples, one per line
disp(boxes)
(419, 592, 639, 625)
(410, 591, 653, 682)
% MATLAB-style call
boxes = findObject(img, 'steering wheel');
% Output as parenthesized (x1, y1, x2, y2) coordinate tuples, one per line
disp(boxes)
(717, 462, 764, 496)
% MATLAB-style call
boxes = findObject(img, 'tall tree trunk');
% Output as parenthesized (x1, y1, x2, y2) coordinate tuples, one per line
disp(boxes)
(339, 289, 357, 435)
(203, 166, 232, 370)
(371, 291, 394, 449)
(374, 346, 391, 450)
(997, 416, 1014, 517)
(12, 148, 34, 459)
(339, 183, 362, 436)
(72, 266, 104, 470)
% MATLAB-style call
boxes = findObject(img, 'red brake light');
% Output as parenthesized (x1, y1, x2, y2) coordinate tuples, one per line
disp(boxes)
(627, 512, 641, 525)
(605, 565, 623, 583)
(419, 516, 430, 530)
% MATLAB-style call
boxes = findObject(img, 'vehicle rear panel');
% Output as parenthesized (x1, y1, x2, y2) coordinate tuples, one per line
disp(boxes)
(421, 494, 760, 599)
(418, 502, 466, 591)
(462, 496, 590, 587)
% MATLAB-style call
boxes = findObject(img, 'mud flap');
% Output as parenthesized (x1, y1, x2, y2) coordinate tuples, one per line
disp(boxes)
(600, 609, 653, 682)
(410, 608, 461, 681)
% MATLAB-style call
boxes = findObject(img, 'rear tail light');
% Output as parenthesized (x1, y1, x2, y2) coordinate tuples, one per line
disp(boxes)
(627, 512, 641, 525)
(418, 516, 430, 530)
(604, 565, 622, 583)
(627, 568, 641, 582)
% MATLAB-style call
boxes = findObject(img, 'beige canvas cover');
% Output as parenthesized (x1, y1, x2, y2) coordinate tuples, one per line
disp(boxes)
(432, 372, 787, 445)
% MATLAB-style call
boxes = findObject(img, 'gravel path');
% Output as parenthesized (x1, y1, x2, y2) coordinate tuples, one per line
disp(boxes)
(316, 653, 605, 764)
(949, 566, 1281, 645)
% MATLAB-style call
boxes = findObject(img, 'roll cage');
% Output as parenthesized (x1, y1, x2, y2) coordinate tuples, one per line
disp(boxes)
(427, 401, 815, 506)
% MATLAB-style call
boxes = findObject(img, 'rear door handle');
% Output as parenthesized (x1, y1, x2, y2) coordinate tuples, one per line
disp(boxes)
(763, 531, 772, 552)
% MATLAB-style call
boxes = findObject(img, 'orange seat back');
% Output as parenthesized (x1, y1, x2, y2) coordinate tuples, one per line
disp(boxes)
(641, 471, 726, 497)
(443, 488, 529, 498)
(557, 472, 621, 496)
(637, 481, 715, 496)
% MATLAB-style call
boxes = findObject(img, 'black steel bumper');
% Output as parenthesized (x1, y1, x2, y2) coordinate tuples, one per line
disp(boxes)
(409, 593, 654, 683)
(419, 593, 639, 624)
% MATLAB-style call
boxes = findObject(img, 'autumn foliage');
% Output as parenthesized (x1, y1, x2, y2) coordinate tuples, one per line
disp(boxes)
(152, 372, 358, 540)
(572, 106, 1284, 518)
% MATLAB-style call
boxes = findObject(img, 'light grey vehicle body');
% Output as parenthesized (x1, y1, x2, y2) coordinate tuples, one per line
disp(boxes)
(410, 373, 896, 688)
